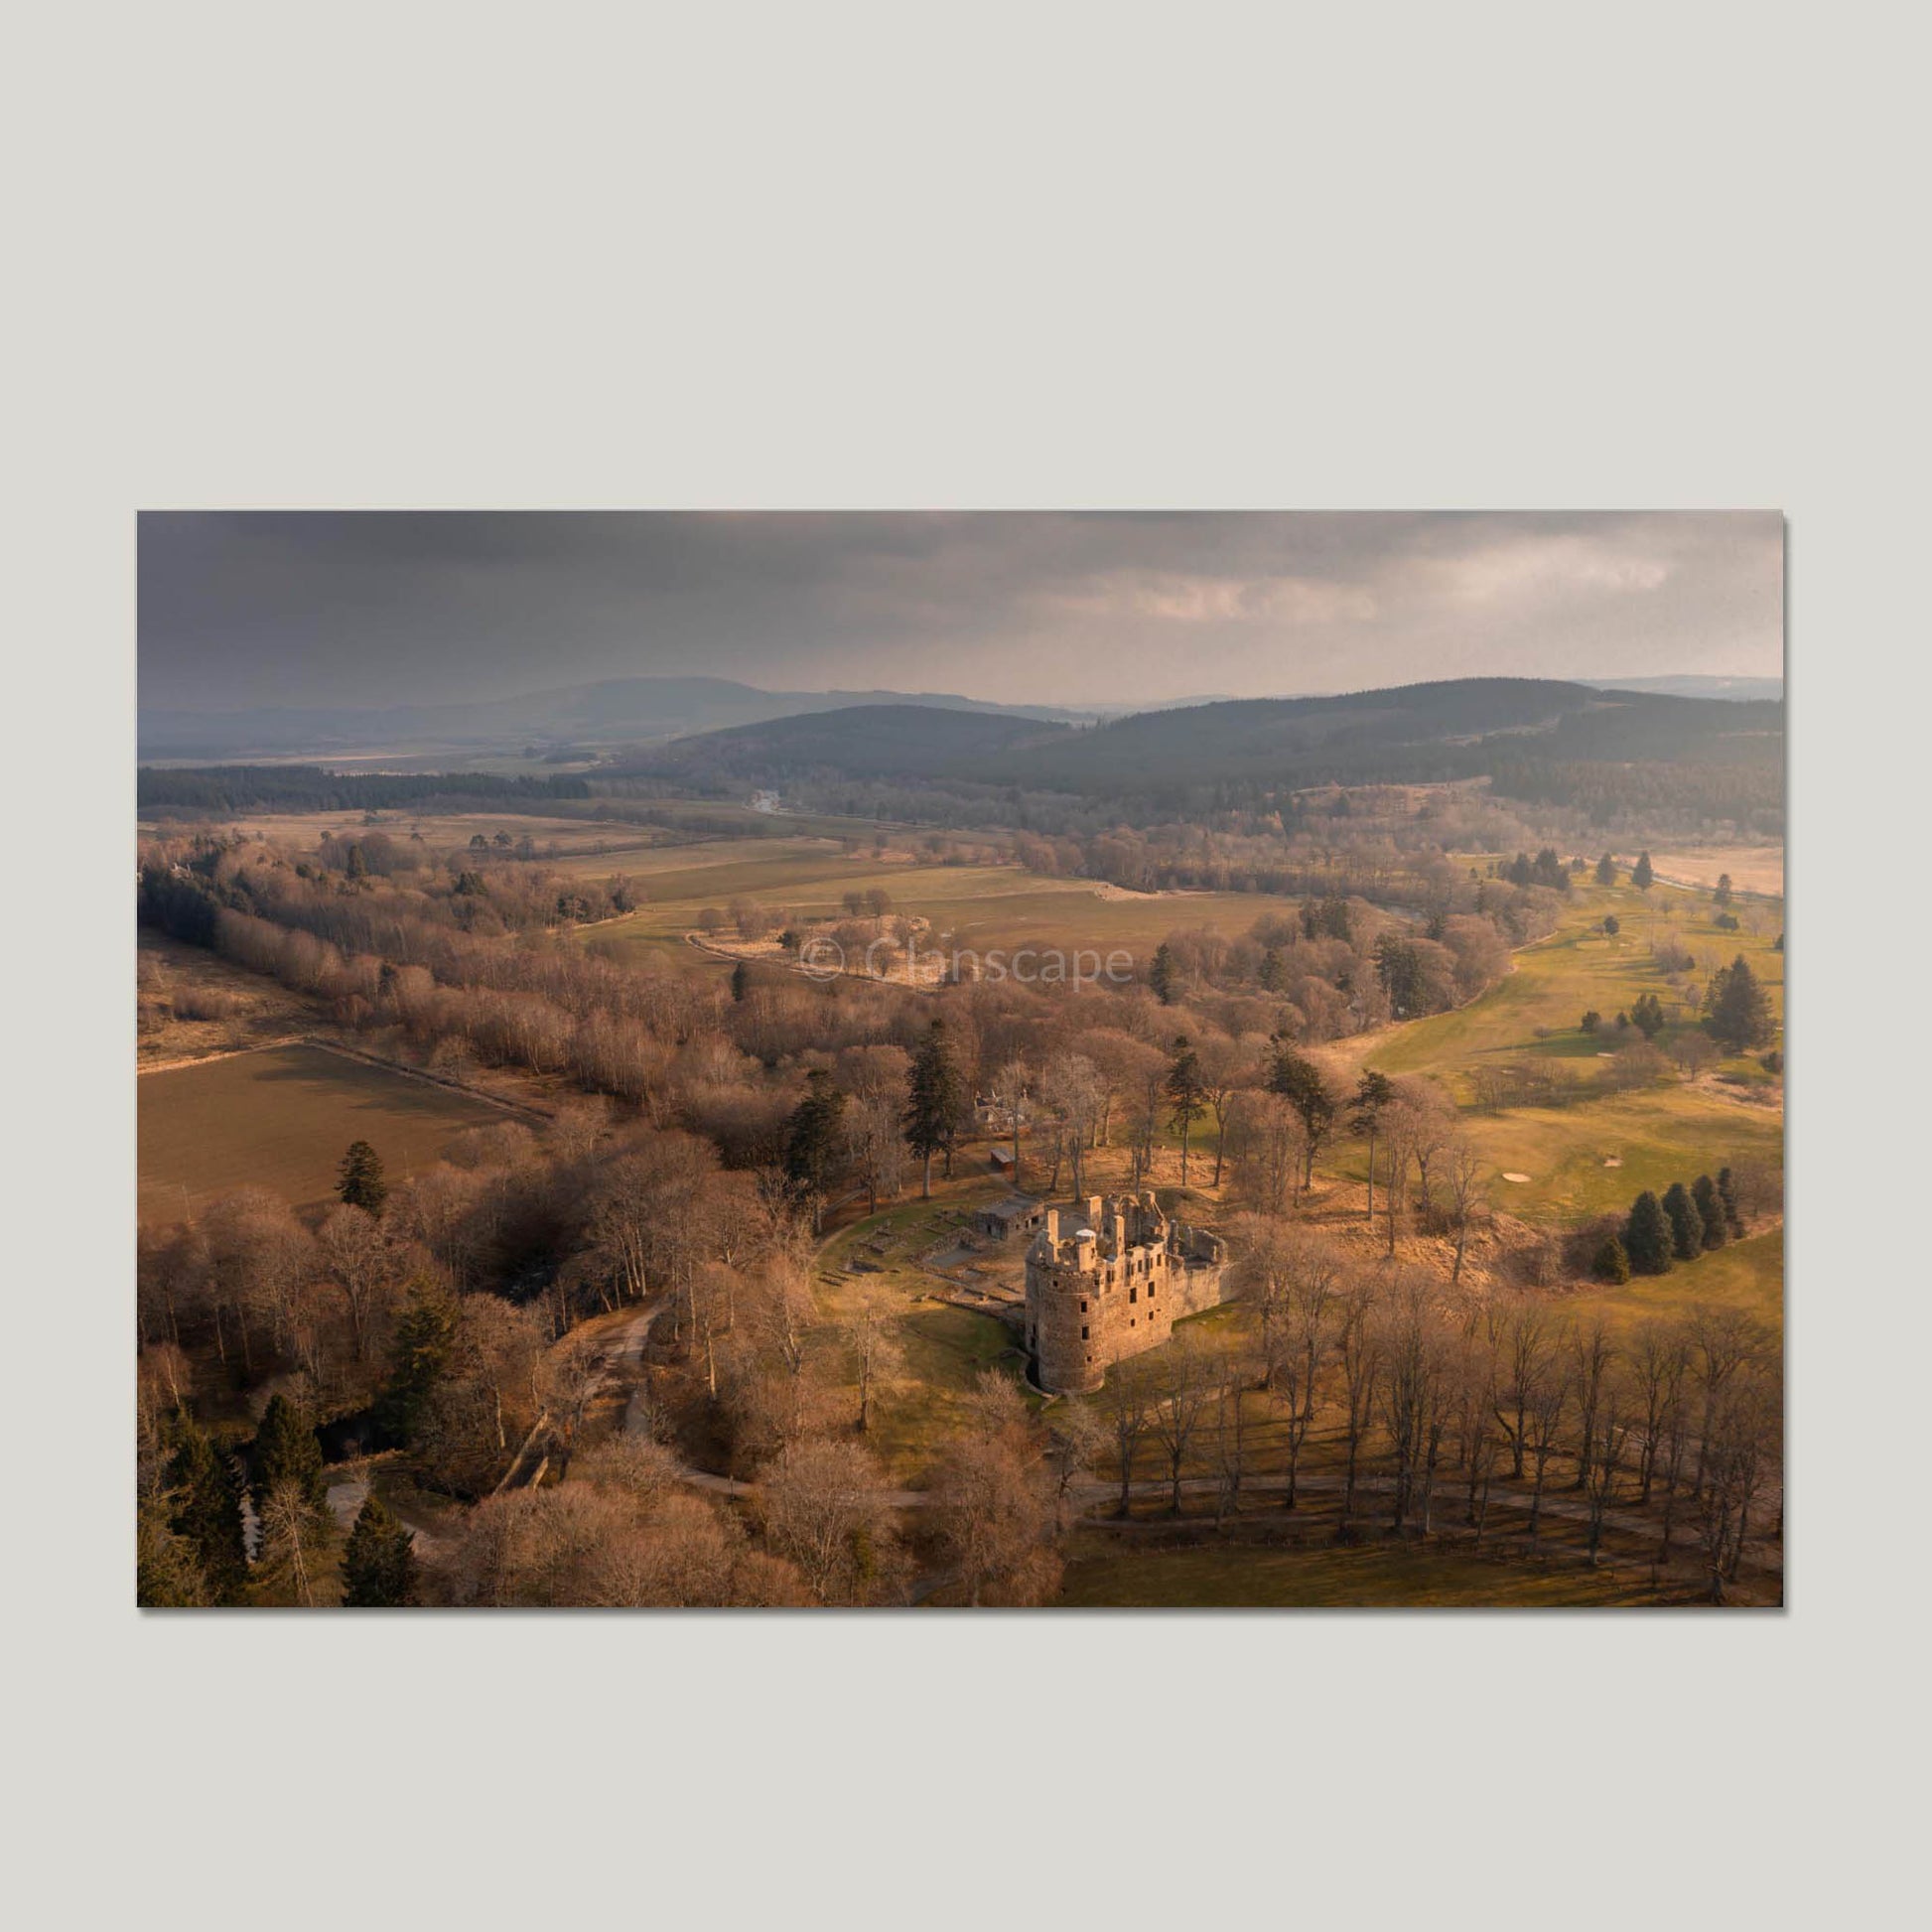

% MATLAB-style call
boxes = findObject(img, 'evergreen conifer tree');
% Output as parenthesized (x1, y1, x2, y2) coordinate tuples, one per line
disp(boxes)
(1595, 854, 1617, 887)
(1692, 1173, 1728, 1249)
(1630, 992, 1667, 1040)
(902, 1021, 963, 1199)
(337, 1140, 388, 1214)
(1149, 943, 1177, 1005)
(169, 1424, 248, 1603)
(138, 1490, 212, 1607)
(376, 1280, 458, 1448)
(1373, 933, 1427, 1017)
(730, 959, 751, 1004)
(1703, 954, 1774, 1052)
(252, 1394, 330, 1517)
(1268, 1035, 1336, 1189)
(1350, 1070, 1395, 1221)
(1591, 1235, 1631, 1284)
(1632, 852, 1655, 891)
(342, 1494, 419, 1607)
(1718, 1166, 1744, 1237)
(1623, 1190, 1674, 1275)
(1164, 1035, 1207, 1186)
(1662, 1181, 1702, 1261)
(783, 1070, 848, 1227)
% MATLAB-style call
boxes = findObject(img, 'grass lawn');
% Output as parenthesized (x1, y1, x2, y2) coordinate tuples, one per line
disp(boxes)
(809, 1189, 1032, 1484)
(1369, 877, 1782, 1088)
(1465, 1089, 1783, 1223)
(1057, 1535, 1669, 1607)
(1573, 1227, 1784, 1335)
(1363, 876, 1782, 1240)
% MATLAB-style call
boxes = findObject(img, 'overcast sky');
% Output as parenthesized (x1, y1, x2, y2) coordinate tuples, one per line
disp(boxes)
(139, 511, 1783, 712)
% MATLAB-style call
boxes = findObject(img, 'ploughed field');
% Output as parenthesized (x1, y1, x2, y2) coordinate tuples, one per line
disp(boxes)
(138, 1043, 507, 1225)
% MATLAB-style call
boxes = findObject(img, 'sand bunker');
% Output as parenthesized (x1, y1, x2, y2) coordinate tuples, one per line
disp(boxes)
(1501, 1172, 1531, 1183)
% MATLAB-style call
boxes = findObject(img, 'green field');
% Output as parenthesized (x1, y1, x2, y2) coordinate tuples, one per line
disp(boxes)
(1369, 875, 1782, 1087)
(138, 1043, 510, 1224)
(808, 1190, 1029, 1484)
(1569, 1227, 1784, 1334)
(581, 836, 1288, 967)
(1357, 873, 1783, 1330)
(1453, 1090, 1784, 1224)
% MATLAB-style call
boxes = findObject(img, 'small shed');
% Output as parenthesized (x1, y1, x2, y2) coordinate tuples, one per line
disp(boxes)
(990, 1146, 1016, 1176)
(973, 1195, 1043, 1241)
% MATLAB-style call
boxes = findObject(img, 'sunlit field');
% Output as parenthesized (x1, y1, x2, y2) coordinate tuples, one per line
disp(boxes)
(581, 838, 1291, 965)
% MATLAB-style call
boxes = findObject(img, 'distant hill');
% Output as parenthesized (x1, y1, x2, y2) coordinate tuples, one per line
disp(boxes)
(640, 676, 1778, 786)
(138, 675, 1094, 760)
(632, 703, 1074, 784)
(627, 676, 1784, 829)
(1583, 675, 1783, 702)
(990, 678, 1782, 791)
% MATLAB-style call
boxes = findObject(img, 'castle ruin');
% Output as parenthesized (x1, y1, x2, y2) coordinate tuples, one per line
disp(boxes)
(1024, 1191, 1229, 1395)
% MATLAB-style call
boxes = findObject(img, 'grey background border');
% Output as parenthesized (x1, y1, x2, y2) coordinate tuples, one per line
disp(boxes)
(7, 3, 1921, 1927)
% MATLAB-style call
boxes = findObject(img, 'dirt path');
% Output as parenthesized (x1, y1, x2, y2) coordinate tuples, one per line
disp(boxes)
(589, 1295, 1744, 1562)
(295, 1035, 553, 1121)
(137, 1034, 309, 1075)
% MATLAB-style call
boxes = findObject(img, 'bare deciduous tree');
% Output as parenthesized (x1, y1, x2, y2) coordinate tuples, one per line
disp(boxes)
(1521, 1348, 1573, 1541)
(1236, 1222, 1343, 1510)
(1335, 1274, 1384, 1530)
(1442, 1136, 1485, 1284)
(1044, 1396, 1108, 1530)
(1377, 1274, 1454, 1536)
(317, 1204, 399, 1363)
(1569, 1317, 1616, 1495)
(1487, 1293, 1554, 1480)
(758, 1435, 904, 1605)
(1148, 1337, 1216, 1514)
(929, 1373, 1063, 1604)
(1583, 1377, 1631, 1566)
(990, 1056, 1030, 1189)
(1040, 1051, 1105, 1200)
(1099, 1353, 1153, 1517)
(841, 1289, 903, 1436)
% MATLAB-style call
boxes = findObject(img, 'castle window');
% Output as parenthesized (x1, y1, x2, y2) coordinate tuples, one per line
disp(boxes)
(1080, 1300, 1088, 1313)
(1148, 1284, 1155, 1300)
(1081, 1325, 1089, 1339)
(1130, 1287, 1138, 1304)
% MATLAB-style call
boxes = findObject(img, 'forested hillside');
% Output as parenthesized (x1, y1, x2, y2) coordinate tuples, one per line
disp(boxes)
(627, 677, 1783, 836)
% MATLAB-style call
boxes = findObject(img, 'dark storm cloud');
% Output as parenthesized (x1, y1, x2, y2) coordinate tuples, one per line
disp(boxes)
(138, 511, 1782, 711)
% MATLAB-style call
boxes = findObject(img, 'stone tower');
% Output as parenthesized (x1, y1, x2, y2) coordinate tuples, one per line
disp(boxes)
(1024, 1191, 1227, 1395)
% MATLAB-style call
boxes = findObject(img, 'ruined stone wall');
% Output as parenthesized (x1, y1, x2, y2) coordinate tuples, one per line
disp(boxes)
(1025, 1191, 1229, 1395)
